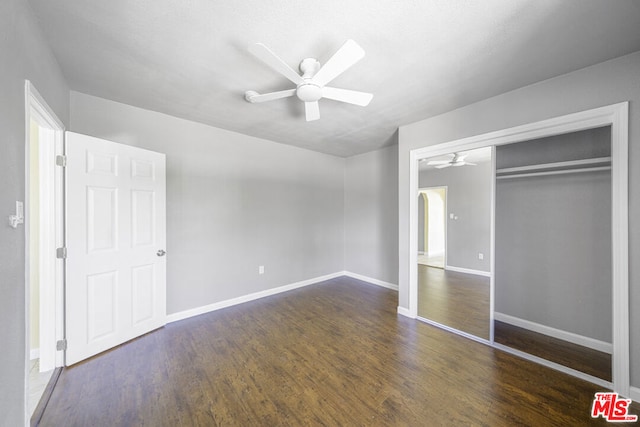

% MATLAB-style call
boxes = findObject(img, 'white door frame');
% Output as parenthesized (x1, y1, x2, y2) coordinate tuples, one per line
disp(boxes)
(24, 80, 66, 412)
(417, 186, 447, 267)
(406, 102, 629, 397)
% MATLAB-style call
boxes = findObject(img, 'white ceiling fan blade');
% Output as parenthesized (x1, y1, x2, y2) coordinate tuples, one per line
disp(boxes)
(244, 89, 296, 103)
(311, 39, 365, 87)
(435, 164, 451, 169)
(248, 43, 305, 85)
(427, 160, 451, 165)
(322, 87, 373, 106)
(305, 101, 320, 121)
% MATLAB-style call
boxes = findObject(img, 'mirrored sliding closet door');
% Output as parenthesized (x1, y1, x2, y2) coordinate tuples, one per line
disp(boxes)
(416, 147, 492, 341)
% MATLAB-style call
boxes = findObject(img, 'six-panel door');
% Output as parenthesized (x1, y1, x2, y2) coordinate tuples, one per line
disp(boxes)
(65, 132, 166, 365)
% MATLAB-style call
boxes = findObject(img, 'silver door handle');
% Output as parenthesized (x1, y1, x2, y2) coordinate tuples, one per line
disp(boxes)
(157, 250, 166, 257)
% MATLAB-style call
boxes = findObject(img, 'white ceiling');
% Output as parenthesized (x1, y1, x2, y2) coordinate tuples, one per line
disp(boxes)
(28, 0, 640, 157)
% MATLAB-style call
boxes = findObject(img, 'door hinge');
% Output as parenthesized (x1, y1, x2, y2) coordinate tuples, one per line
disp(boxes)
(56, 247, 67, 259)
(56, 339, 67, 351)
(55, 155, 67, 167)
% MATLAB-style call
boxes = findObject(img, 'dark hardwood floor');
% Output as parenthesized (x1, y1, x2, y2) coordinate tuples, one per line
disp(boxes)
(494, 320, 612, 382)
(40, 277, 637, 426)
(418, 265, 490, 339)
(419, 265, 613, 383)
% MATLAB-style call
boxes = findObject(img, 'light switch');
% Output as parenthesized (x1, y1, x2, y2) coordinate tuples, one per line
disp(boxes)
(9, 201, 24, 228)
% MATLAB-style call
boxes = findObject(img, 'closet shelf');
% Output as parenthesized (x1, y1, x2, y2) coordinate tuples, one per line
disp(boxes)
(496, 156, 611, 180)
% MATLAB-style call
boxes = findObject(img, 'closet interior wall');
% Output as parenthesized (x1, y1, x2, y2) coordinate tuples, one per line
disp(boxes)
(494, 126, 612, 347)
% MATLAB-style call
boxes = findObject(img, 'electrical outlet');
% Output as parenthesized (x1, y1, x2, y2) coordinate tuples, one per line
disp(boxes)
(259, 265, 264, 275)
(478, 253, 484, 260)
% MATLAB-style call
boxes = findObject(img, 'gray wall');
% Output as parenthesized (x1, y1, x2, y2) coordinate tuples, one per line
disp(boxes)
(398, 50, 640, 387)
(419, 162, 492, 272)
(0, 0, 69, 424)
(70, 92, 345, 315)
(344, 144, 398, 285)
(495, 169, 612, 342)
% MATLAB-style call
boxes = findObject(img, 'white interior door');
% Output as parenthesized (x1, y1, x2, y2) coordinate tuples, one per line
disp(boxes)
(65, 132, 166, 365)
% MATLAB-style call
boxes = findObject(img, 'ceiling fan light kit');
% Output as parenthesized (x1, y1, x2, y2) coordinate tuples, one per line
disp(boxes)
(244, 39, 373, 121)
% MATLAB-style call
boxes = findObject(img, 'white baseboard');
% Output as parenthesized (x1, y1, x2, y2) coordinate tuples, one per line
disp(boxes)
(397, 306, 414, 318)
(167, 271, 344, 323)
(494, 312, 612, 354)
(344, 271, 398, 291)
(30, 348, 39, 360)
(630, 386, 640, 403)
(445, 265, 491, 277)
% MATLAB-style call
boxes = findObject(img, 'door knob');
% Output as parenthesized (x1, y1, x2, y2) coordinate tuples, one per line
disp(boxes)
(157, 249, 166, 257)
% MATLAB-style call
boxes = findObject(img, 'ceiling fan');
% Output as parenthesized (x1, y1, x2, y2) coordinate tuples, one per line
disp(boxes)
(426, 153, 477, 169)
(244, 39, 373, 121)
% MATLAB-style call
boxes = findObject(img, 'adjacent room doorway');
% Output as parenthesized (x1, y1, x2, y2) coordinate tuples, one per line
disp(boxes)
(417, 187, 446, 269)
(25, 81, 65, 417)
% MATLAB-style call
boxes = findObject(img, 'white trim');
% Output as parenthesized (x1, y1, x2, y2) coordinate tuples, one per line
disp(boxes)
(630, 386, 640, 403)
(24, 80, 66, 425)
(397, 306, 414, 318)
(166, 272, 344, 323)
(492, 342, 612, 390)
(407, 101, 629, 396)
(344, 271, 398, 290)
(25, 82, 65, 130)
(444, 265, 491, 277)
(410, 103, 628, 159)
(408, 150, 419, 318)
(30, 349, 39, 361)
(489, 145, 496, 343)
(610, 102, 630, 397)
(494, 312, 612, 354)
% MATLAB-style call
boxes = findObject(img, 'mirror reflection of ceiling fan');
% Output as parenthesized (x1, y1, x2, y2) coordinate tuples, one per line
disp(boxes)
(427, 152, 477, 169)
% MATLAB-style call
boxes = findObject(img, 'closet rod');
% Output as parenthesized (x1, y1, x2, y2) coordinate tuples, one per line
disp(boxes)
(496, 156, 611, 175)
(496, 166, 611, 180)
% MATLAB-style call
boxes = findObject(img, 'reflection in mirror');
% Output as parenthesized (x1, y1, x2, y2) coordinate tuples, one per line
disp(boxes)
(494, 126, 612, 381)
(417, 147, 492, 340)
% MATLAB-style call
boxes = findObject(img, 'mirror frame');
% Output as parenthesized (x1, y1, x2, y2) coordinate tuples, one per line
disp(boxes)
(405, 102, 629, 396)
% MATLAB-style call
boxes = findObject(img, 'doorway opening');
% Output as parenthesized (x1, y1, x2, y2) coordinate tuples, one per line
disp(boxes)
(25, 81, 65, 419)
(417, 187, 446, 269)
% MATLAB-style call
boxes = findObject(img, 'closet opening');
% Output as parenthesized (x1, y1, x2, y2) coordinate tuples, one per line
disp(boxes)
(406, 102, 629, 397)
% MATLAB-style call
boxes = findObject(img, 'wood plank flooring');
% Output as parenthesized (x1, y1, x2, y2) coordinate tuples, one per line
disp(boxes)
(494, 320, 612, 382)
(418, 265, 490, 339)
(40, 277, 637, 426)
